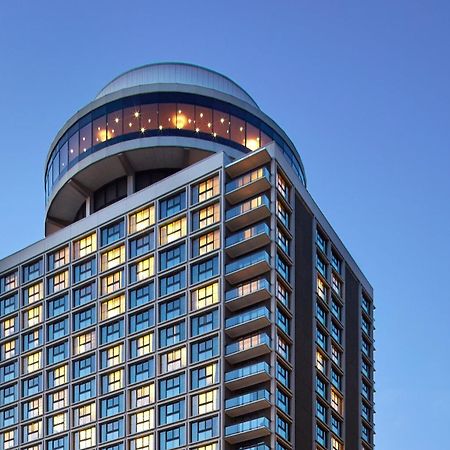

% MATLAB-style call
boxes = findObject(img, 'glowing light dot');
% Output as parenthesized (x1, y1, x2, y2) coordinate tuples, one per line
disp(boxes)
(213, 132, 217, 137)
(239, 127, 243, 132)
(83, 148, 87, 152)
(82, 137, 86, 141)
(114, 117, 119, 123)
(199, 113, 203, 118)
(134, 111, 139, 118)
(97, 127, 101, 131)
(140, 128, 145, 133)
(70, 149, 73, 154)
(129, 123, 133, 128)
(195, 128, 200, 132)
(207, 122, 211, 128)
(220, 118, 225, 123)
(159, 125, 163, 130)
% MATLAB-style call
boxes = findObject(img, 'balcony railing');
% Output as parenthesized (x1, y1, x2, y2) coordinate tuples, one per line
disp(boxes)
(225, 389, 271, 417)
(225, 167, 271, 205)
(225, 417, 271, 444)
(237, 445, 270, 450)
(225, 251, 271, 285)
(225, 222, 271, 258)
(224, 361, 271, 391)
(225, 194, 271, 232)
(225, 278, 271, 311)
(225, 306, 271, 338)
(225, 332, 271, 364)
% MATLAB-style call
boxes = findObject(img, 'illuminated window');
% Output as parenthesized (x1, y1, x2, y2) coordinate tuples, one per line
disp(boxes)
(73, 233, 97, 260)
(192, 389, 218, 415)
(48, 271, 68, 294)
(48, 412, 67, 434)
(24, 306, 42, 327)
(48, 246, 69, 271)
(25, 282, 44, 304)
(192, 230, 220, 257)
(132, 333, 153, 358)
(132, 434, 154, 450)
(101, 245, 125, 271)
(316, 351, 326, 373)
(160, 217, 187, 246)
(2, 429, 16, 449)
(3, 339, 16, 359)
(103, 344, 123, 368)
(317, 277, 327, 300)
(277, 172, 289, 200)
(131, 408, 155, 433)
(77, 426, 96, 449)
(129, 205, 155, 234)
(331, 389, 343, 415)
(130, 256, 155, 283)
(106, 369, 124, 392)
(161, 347, 186, 372)
(131, 383, 155, 408)
(192, 444, 218, 450)
(101, 271, 123, 295)
(1, 317, 15, 337)
(192, 176, 220, 204)
(48, 389, 67, 410)
(75, 402, 96, 425)
(25, 351, 41, 373)
(191, 282, 219, 311)
(73, 331, 96, 355)
(192, 203, 220, 230)
(101, 295, 125, 320)
(331, 437, 343, 450)
(25, 420, 42, 441)
(53, 365, 68, 387)
(331, 345, 341, 367)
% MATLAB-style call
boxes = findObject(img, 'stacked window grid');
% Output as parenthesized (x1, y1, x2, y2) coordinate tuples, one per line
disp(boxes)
(314, 227, 345, 450)
(0, 172, 225, 450)
(360, 290, 374, 450)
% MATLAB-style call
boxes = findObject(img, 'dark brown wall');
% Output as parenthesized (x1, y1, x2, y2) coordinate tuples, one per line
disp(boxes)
(294, 193, 314, 450)
(345, 266, 361, 449)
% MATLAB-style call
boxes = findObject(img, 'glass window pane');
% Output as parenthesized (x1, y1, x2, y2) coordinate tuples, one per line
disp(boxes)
(159, 103, 177, 130)
(213, 110, 229, 139)
(230, 115, 245, 146)
(194, 106, 212, 134)
(69, 132, 79, 164)
(175, 104, 195, 131)
(124, 106, 140, 133)
(93, 115, 107, 144)
(141, 104, 158, 131)
(107, 110, 123, 139)
(246, 122, 261, 150)
(80, 122, 92, 153)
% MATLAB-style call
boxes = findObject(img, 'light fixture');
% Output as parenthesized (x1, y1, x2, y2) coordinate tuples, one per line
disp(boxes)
(172, 113, 187, 129)
(195, 127, 199, 132)
(220, 118, 225, 124)
(207, 122, 211, 128)
(134, 111, 139, 118)
(114, 117, 119, 123)
(129, 123, 133, 128)
(199, 113, 203, 118)
(140, 127, 145, 133)
(159, 125, 163, 130)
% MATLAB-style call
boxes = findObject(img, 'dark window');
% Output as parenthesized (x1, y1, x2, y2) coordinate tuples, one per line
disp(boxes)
(94, 177, 127, 212)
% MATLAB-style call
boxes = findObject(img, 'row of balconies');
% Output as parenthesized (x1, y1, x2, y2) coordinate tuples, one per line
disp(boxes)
(223, 151, 275, 449)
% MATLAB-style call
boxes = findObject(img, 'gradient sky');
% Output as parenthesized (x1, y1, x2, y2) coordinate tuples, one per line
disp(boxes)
(1, 1, 449, 448)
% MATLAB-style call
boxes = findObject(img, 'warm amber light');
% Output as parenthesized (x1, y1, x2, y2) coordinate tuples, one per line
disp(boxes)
(170, 113, 187, 129)
(134, 111, 140, 118)
(246, 138, 260, 151)
(96, 129, 107, 142)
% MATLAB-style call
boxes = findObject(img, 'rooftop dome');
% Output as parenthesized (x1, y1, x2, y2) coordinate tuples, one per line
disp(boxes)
(96, 62, 259, 109)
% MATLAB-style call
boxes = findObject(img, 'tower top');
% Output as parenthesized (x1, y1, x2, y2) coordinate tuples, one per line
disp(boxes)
(96, 62, 259, 109)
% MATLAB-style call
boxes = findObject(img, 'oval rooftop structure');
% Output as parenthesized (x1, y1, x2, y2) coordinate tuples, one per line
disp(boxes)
(96, 62, 259, 109)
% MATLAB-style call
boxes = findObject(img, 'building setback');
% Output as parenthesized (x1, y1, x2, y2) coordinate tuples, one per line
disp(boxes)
(0, 63, 375, 450)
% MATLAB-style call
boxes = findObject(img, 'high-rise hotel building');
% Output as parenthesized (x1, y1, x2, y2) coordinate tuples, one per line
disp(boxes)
(0, 63, 374, 450)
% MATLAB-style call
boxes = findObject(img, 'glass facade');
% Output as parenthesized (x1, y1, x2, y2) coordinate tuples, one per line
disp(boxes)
(45, 93, 306, 201)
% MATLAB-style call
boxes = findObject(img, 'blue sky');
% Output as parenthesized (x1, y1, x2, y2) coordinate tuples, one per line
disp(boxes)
(1, 1, 449, 447)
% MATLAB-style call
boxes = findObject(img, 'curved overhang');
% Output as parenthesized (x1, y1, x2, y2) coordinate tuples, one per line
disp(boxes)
(45, 136, 246, 235)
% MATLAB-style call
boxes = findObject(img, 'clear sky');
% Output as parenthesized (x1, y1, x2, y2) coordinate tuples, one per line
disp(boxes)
(1, 1, 449, 447)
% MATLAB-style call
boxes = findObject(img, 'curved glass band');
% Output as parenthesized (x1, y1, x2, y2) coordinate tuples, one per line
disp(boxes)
(46, 94, 305, 201)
